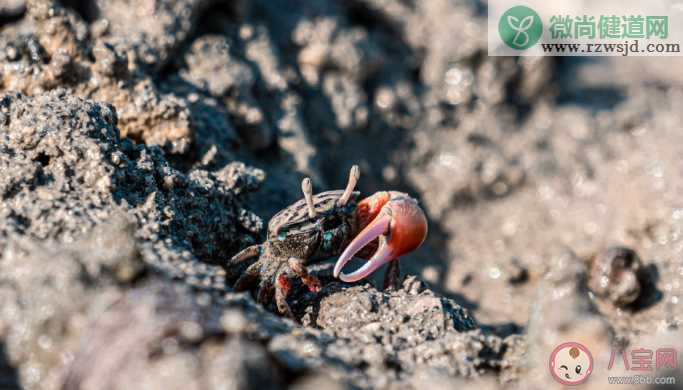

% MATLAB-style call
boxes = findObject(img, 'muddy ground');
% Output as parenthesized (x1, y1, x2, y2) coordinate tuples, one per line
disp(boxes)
(0, 0, 682, 389)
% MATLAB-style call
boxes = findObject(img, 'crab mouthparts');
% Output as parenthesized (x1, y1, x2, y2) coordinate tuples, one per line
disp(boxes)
(333, 193, 427, 283)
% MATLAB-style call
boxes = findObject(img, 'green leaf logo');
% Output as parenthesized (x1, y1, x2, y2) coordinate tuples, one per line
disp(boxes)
(499, 6, 543, 50)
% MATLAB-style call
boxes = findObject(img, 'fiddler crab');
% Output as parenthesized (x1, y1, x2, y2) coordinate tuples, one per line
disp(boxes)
(226, 165, 428, 317)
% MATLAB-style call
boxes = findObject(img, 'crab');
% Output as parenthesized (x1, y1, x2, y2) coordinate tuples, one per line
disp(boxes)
(226, 165, 428, 317)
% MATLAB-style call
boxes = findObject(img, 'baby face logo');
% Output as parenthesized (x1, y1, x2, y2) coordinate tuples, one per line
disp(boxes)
(549, 342, 594, 385)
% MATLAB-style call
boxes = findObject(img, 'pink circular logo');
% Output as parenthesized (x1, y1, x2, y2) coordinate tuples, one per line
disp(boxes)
(549, 342, 594, 385)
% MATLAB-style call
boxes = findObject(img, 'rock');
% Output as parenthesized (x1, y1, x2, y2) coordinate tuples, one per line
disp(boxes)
(588, 246, 644, 307)
(94, 0, 217, 72)
(523, 247, 612, 389)
(181, 35, 274, 151)
(0, 226, 145, 390)
(0, 90, 263, 287)
(0, 0, 682, 388)
(0, 0, 25, 19)
(62, 282, 283, 390)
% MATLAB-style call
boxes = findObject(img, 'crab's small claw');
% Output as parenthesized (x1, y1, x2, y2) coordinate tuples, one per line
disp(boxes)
(333, 191, 427, 283)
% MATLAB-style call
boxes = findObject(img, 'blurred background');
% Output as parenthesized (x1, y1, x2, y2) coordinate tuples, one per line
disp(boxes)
(0, 0, 682, 389)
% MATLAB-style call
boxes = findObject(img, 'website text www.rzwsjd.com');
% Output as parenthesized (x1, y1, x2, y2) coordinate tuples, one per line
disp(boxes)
(607, 375, 677, 385)
(540, 40, 681, 56)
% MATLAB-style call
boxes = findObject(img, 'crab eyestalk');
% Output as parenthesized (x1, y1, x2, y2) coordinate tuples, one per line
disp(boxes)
(333, 191, 428, 283)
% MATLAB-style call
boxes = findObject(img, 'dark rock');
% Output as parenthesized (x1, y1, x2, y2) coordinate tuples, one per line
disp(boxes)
(0, 90, 263, 287)
(589, 246, 644, 307)
(1, 0, 682, 388)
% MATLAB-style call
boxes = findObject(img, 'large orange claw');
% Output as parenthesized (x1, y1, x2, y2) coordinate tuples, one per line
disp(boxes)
(333, 191, 428, 282)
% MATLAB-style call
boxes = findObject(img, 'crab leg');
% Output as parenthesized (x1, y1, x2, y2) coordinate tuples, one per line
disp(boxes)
(384, 258, 401, 290)
(301, 177, 317, 219)
(257, 280, 275, 305)
(337, 164, 360, 207)
(226, 244, 261, 266)
(288, 257, 322, 292)
(275, 271, 295, 318)
(234, 261, 261, 292)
